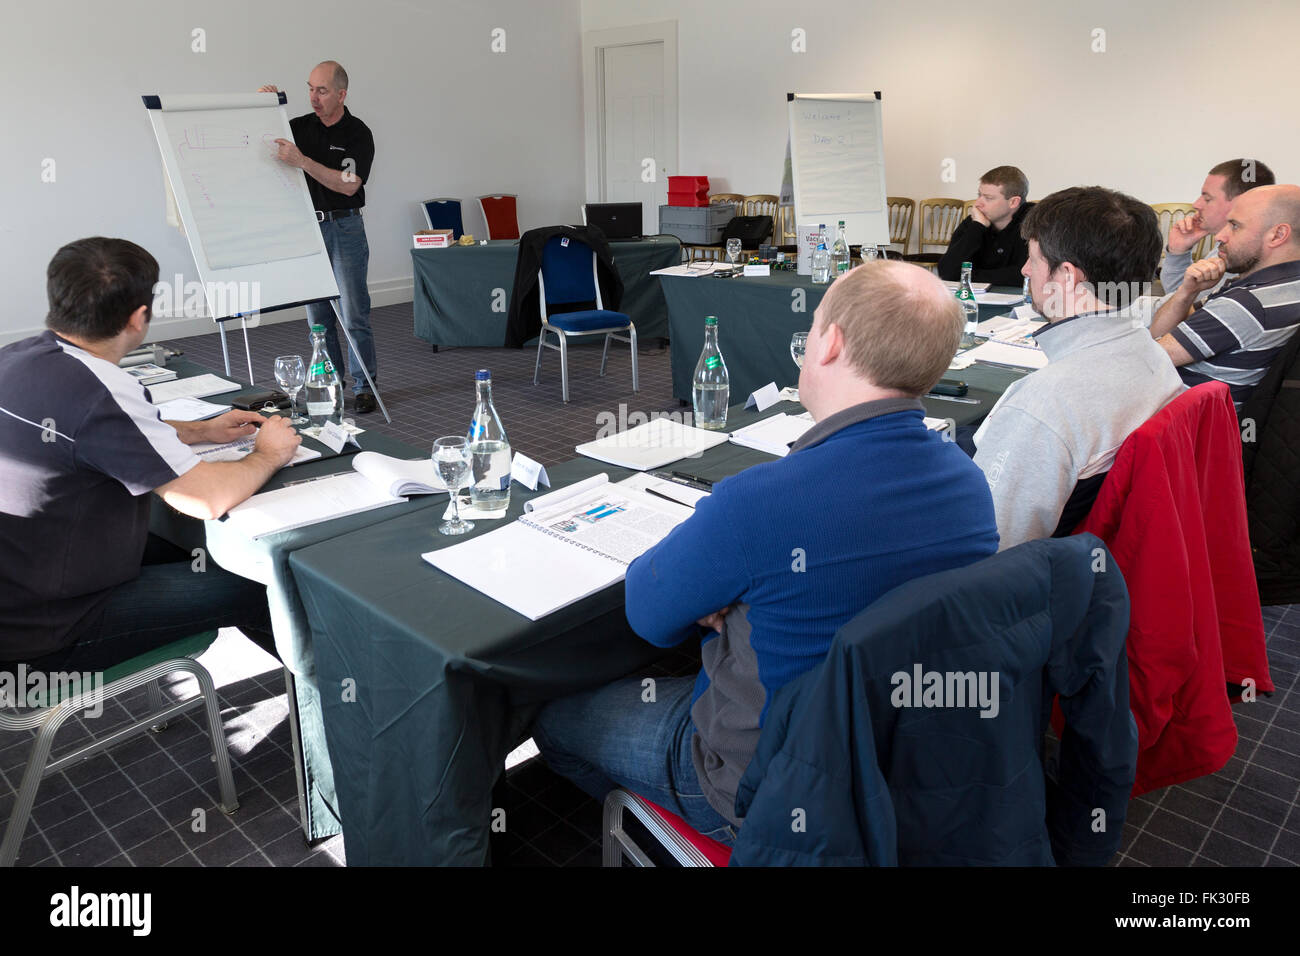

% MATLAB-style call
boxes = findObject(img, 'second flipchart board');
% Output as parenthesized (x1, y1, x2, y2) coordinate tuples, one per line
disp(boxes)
(786, 92, 890, 248)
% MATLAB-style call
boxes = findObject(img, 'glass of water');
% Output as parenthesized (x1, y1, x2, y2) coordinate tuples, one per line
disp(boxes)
(274, 355, 307, 425)
(726, 237, 743, 267)
(861, 246, 880, 266)
(790, 332, 808, 369)
(433, 437, 474, 535)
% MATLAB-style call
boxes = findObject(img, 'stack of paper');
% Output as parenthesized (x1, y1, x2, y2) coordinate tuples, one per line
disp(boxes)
(576, 416, 730, 470)
(224, 472, 405, 539)
(191, 436, 320, 466)
(423, 472, 694, 620)
(148, 374, 241, 403)
(157, 397, 233, 421)
(729, 412, 815, 457)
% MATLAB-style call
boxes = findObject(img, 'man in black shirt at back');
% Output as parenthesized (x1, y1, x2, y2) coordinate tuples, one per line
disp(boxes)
(938, 165, 1034, 286)
(259, 61, 379, 414)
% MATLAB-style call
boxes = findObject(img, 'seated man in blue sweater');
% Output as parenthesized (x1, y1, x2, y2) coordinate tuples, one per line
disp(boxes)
(532, 261, 1000, 844)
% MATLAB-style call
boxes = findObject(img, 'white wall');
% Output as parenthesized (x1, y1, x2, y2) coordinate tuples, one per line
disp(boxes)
(0, 0, 585, 344)
(581, 0, 1296, 237)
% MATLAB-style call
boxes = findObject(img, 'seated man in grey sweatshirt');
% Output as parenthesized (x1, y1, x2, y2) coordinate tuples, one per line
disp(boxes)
(972, 187, 1187, 550)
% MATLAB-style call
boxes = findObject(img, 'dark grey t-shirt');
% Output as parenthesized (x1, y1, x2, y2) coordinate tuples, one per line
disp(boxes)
(0, 331, 198, 660)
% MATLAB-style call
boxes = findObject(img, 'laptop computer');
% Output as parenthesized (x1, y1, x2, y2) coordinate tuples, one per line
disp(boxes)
(584, 202, 644, 241)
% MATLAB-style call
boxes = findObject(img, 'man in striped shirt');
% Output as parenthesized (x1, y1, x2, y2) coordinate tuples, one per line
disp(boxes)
(1151, 184, 1300, 405)
(0, 238, 302, 673)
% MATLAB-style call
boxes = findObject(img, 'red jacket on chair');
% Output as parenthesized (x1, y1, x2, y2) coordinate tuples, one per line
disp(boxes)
(1074, 382, 1273, 795)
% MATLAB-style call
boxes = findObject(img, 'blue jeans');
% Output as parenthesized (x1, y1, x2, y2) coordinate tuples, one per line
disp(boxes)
(8, 536, 274, 674)
(532, 675, 739, 845)
(306, 214, 376, 394)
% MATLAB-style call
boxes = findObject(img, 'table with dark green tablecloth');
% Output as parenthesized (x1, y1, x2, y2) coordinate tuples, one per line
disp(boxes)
(412, 237, 682, 346)
(661, 272, 1026, 404)
(287, 402, 830, 865)
(148, 360, 443, 841)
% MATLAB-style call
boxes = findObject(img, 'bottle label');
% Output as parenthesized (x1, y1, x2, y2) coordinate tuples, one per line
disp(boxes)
(306, 401, 334, 416)
(310, 361, 328, 377)
(704, 356, 720, 370)
(957, 289, 975, 301)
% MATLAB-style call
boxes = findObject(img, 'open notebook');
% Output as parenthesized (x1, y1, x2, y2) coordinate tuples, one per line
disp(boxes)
(222, 452, 447, 538)
(423, 472, 700, 620)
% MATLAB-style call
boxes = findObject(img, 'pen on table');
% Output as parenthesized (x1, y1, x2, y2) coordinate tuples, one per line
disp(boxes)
(645, 486, 695, 509)
(281, 474, 337, 488)
(670, 471, 713, 488)
(924, 393, 980, 405)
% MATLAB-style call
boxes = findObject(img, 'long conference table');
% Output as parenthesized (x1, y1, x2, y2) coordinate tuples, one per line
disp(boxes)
(659, 271, 1026, 404)
(153, 309, 1029, 864)
(412, 237, 682, 347)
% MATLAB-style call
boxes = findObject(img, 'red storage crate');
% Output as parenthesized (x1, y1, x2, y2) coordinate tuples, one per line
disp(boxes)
(667, 175, 710, 207)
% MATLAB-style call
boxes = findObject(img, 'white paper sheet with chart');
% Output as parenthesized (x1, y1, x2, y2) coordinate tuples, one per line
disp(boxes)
(144, 93, 339, 319)
(787, 93, 889, 247)
(422, 473, 694, 620)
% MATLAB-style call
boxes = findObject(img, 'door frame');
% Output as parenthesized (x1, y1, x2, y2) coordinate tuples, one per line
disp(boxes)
(581, 20, 679, 209)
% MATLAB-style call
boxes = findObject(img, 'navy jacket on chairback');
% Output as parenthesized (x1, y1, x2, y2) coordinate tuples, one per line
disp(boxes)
(730, 534, 1137, 867)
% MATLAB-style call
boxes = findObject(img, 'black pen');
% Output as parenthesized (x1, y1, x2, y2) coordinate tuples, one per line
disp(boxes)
(670, 471, 713, 488)
(645, 487, 695, 509)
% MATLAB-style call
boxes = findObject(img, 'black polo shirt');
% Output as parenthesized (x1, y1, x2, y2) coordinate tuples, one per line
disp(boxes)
(0, 332, 198, 660)
(289, 106, 375, 212)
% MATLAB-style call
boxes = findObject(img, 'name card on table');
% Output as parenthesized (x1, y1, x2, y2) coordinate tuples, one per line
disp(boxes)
(745, 382, 782, 412)
(743, 264, 771, 277)
(317, 420, 360, 454)
(510, 452, 551, 491)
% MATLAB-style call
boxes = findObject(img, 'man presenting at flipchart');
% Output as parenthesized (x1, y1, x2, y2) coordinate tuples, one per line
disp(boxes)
(259, 61, 378, 414)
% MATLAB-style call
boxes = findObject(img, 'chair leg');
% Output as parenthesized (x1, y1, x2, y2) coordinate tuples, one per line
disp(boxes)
(533, 330, 546, 386)
(0, 707, 78, 867)
(559, 334, 570, 404)
(191, 662, 239, 814)
(603, 792, 624, 867)
(147, 678, 170, 733)
(600, 333, 612, 377)
(629, 326, 639, 393)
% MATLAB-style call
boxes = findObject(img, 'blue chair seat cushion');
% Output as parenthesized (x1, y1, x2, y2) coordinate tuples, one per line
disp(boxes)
(544, 309, 631, 333)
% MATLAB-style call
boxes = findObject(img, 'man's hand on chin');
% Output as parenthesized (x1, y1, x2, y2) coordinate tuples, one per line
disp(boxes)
(970, 207, 990, 228)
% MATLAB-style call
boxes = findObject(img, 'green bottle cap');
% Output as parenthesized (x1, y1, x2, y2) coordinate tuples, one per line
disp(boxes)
(310, 324, 326, 332)
(961, 262, 973, 270)
(705, 315, 717, 326)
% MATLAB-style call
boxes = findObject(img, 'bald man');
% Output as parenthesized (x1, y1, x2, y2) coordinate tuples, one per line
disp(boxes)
(1151, 184, 1300, 405)
(259, 61, 379, 414)
(532, 261, 999, 844)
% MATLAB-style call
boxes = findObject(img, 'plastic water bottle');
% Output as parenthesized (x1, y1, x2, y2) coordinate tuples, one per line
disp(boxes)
(812, 241, 831, 284)
(957, 261, 979, 346)
(304, 324, 343, 426)
(831, 220, 851, 277)
(1022, 275, 1032, 307)
(467, 369, 512, 513)
(692, 316, 729, 430)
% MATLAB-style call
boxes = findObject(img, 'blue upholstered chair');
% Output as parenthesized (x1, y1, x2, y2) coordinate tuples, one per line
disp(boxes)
(533, 235, 638, 403)
(420, 197, 465, 239)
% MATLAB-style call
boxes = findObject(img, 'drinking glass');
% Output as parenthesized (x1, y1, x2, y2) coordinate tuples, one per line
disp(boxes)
(725, 238, 743, 267)
(433, 437, 474, 535)
(274, 355, 307, 425)
(861, 245, 880, 265)
(790, 332, 808, 369)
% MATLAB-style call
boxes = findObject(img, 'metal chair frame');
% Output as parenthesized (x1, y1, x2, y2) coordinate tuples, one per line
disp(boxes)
(602, 789, 713, 867)
(0, 654, 237, 866)
(533, 247, 638, 403)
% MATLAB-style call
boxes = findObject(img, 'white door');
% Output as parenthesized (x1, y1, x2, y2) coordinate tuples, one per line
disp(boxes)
(601, 42, 666, 236)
